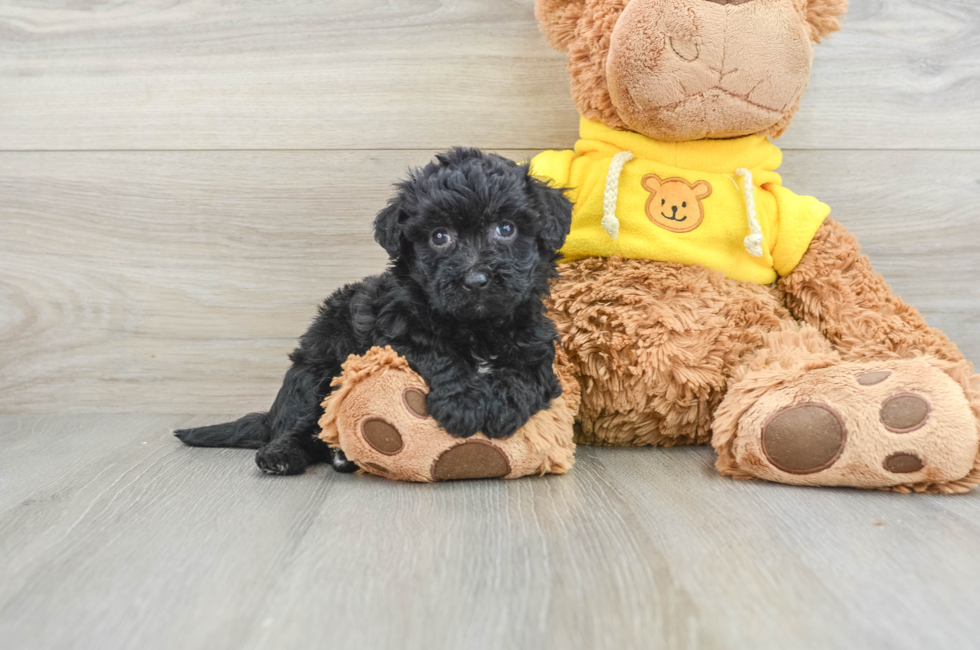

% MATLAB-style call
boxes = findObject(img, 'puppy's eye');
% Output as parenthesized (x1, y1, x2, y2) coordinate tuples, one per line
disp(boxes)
(429, 229, 455, 250)
(492, 222, 517, 241)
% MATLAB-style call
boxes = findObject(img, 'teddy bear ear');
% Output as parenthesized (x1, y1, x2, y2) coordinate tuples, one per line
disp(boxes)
(535, 0, 586, 52)
(805, 0, 849, 44)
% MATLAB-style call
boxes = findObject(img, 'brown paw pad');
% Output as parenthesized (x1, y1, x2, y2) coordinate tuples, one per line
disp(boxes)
(403, 388, 429, 419)
(857, 370, 891, 386)
(883, 453, 924, 474)
(432, 441, 511, 481)
(880, 394, 931, 433)
(363, 461, 392, 475)
(361, 419, 404, 455)
(762, 403, 847, 475)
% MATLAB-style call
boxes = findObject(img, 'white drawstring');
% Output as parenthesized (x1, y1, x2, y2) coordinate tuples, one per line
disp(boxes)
(601, 151, 635, 239)
(603, 154, 763, 258)
(736, 167, 764, 257)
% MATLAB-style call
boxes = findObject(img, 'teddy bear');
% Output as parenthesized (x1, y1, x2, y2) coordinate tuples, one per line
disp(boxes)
(529, 0, 980, 493)
(321, 0, 979, 492)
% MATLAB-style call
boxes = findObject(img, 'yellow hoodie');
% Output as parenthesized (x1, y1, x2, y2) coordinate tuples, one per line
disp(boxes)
(530, 118, 831, 285)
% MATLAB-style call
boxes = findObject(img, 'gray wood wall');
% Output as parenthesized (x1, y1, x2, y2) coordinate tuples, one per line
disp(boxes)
(2, 0, 978, 415)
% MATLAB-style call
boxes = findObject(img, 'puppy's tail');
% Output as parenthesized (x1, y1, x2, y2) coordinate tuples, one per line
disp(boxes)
(174, 412, 272, 449)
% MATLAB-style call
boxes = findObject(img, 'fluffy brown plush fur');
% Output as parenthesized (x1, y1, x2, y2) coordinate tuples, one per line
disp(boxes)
(547, 256, 791, 447)
(537, 0, 980, 492)
(549, 218, 980, 493)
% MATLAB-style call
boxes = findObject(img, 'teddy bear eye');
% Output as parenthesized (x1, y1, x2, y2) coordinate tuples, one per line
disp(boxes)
(661, 199, 666, 206)
(682, 202, 687, 208)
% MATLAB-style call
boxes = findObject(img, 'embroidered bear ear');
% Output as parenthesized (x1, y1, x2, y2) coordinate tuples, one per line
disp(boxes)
(641, 174, 663, 195)
(806, 0, 849, 44)
(535, 0, 586, 52)
(692, 180, 713, 200)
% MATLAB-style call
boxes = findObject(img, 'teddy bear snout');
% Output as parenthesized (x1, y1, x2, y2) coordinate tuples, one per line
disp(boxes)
(670, 36, 699, 62)
(605, 0, 814, 141)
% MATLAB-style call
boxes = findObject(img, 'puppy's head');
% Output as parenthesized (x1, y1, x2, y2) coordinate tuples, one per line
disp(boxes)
(374, 148, 572, 321)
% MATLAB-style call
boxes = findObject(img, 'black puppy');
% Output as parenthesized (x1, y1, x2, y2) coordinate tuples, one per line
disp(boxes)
(175, 148, 573, 475)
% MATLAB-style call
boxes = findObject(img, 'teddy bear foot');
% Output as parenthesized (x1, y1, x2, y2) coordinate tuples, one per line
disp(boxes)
(317, 347, 577, 482)
(715, 358, 980, 493)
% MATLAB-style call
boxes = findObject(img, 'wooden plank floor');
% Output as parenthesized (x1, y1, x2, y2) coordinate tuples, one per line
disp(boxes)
(2, 1, 980, 648)
(1, 414, 979, 650)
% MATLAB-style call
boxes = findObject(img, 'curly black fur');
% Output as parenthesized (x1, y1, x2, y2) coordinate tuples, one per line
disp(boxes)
(175, 148, 573, 475)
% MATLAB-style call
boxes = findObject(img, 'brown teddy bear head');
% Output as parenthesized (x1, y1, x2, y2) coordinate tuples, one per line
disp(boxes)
(536, 0, 848, 141)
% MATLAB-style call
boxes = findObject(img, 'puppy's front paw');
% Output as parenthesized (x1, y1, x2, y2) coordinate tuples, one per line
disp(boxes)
(483, 407, 531, 440)
(256, 439, 309, 475)
(426, 392, 487, 438)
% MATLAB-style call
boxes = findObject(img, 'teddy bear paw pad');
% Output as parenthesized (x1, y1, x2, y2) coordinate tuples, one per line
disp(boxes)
(431, 441, 511, 481)
(402, 388, 429, 418)
(761, 403, 846, 475)
(879, 393, 931, 433)
(857, 370, 891, 386)
(730, 358, 979, 490)
(361, 419, 404, 455)
(883, 453, 924, 474)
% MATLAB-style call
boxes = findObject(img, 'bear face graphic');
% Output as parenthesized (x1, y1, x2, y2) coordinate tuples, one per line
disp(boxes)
(642, 174, 712, 234)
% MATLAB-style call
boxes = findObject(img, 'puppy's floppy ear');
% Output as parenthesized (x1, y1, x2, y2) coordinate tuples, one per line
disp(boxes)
(806, 0, 849, 43)
(525, 170, 573, 255)
(373, 192, 409, 258)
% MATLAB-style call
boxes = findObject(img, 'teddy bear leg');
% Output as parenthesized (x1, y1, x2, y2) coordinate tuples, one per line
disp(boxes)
(316, 347, 578, 482)
(780, 218, 977, 370)
(713, 220, 980, 492)
(784, 218, 980, 491)
(714, 325, 979, 492)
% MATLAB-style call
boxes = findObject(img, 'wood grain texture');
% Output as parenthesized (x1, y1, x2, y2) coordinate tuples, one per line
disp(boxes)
(1, 0, 979, 151)
(1, 414, 978, 650)
(2, 149, 978, 415)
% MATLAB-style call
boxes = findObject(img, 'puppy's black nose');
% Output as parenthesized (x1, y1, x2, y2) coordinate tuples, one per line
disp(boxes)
(464, 272, 489, 291)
